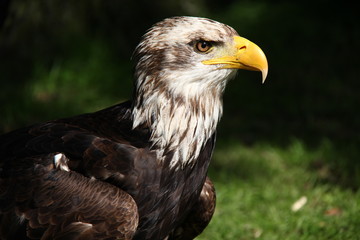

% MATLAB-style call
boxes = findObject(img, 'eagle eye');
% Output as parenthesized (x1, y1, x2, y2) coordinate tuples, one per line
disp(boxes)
(195, 40, 213, 53)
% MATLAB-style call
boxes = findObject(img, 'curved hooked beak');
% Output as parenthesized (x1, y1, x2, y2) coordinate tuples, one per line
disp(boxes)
(202, 36, 268, 83)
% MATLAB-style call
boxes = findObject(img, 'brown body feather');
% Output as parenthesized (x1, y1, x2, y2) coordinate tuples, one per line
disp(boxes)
(0, 101, 216, 239)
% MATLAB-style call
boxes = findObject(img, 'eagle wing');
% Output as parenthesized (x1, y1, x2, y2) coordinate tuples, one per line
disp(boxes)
(0, 102, 140, 239)
(168, 177, 216, 240)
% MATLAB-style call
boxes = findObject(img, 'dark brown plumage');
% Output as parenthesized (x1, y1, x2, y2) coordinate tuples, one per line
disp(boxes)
(0, 102, 215, 240)
(0, 16, 267, 239)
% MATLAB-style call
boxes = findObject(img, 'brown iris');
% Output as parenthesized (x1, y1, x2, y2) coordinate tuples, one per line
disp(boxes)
(195, 40, 213, 53)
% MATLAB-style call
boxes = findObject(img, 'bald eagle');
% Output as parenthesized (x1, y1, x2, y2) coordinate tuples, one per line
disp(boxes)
(0, 16, 268, 239)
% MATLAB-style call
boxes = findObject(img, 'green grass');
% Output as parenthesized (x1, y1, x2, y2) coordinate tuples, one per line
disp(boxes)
(197, 140, 360, 240)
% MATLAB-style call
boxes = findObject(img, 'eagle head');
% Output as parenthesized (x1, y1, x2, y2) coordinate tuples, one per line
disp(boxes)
(131, 16, 268, 168)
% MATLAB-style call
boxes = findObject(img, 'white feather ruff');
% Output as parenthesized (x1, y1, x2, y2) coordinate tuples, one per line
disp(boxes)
(132, 68, 236, 169)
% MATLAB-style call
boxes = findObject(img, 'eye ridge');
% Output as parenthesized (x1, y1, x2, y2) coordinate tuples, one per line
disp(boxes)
(195, 40, 213, 53)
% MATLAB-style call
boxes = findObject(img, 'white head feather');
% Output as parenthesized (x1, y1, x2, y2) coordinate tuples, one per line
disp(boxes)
(132, 17, 239, 169)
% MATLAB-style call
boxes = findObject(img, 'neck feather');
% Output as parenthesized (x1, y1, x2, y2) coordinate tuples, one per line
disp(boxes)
(132, 81, 223, 169)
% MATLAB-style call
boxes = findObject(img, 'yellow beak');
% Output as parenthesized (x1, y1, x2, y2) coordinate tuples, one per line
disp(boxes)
(202, 36, 268, 83)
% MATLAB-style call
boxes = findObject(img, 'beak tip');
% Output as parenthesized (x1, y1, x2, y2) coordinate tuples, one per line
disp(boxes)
(261, 68, 268, 84)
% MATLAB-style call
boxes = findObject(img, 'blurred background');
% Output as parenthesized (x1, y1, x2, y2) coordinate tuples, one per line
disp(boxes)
(0, 1, 359, 237)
